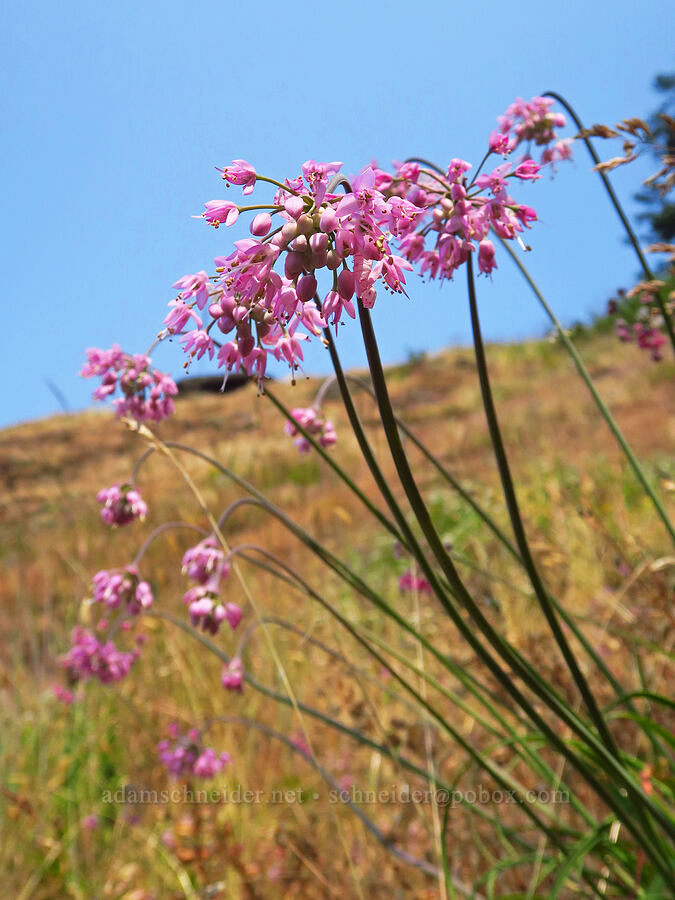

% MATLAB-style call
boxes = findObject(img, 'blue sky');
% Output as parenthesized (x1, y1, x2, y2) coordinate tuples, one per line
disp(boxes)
(2, 0, 673, 427)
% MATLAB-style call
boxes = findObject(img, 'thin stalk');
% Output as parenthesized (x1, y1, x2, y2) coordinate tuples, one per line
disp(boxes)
(150, 607, 543, 850)
(134, 434, 675, 861)
(465, 253, 616, 754)
(466, 254, 675, 866)
(203, 715, 441, 880)
(354, 300, 675, 865)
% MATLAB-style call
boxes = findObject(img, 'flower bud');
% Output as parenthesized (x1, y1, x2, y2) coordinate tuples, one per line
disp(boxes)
(337, 269, 355, 300)
(284, 196, 304, 219)
(250, 213, 272, 236)
(281, 221, 298, 244)
(309, 232, 328, 253)
(296, 273, 318, 302)
(284, 251, 305, 279)
(326, 249, 341, 270)
(290, 234, 308, 253)
(296, 214, 314, 236)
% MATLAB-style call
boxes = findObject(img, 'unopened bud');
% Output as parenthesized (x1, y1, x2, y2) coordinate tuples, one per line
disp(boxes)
(296, 214, 314, 236)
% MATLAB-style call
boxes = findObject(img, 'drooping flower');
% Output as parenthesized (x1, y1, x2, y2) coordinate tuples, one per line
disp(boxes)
(221, 656, 244, 692)
(398, 569, 433, 595)
(82, 347, 177, 423)
(182, 536, 229, 585)
(158, 724, 231, 778)
(218, 159, 256, 195)
(60, 627, 140, 685)
(202, 199, 239, 228)
(91, 567, 153, 615)
(284, 407, 337, 453)
(172, 271, 211, 309)
(96, 483, 147, 526)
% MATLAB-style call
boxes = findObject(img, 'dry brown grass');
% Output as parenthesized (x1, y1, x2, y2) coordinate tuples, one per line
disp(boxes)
(0, 334, 673, 898)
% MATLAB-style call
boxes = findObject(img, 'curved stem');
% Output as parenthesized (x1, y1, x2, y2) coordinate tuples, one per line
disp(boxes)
(132, 521, 208, 567)
(354, 298, 675, 862)
(465, 253, 616, 754)
(201, 714, 443, 881)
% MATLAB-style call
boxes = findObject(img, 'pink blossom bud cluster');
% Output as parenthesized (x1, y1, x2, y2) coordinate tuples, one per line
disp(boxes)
(60, 626, 140, 685)
(493, 96, 573, 164)
(91, 567, 153, 615)
(398, 569, 433, 595)
(284, 407, 337, 453)
(182, 537, 241, 634)
(97, 483, 147, 526)
(158, 723, 231, 779)
(81, 345, 177, 422)
(162, 97, 569, 387)
(616, 319, 667, 360)
(221, 656, 244, 692)
(608, 285, 671, 361)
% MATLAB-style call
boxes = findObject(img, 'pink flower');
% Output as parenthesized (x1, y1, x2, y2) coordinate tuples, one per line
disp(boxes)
(96, 483, 147, 526)
(488, 130, 511, 156)
(218, 159, 256, 195)
(478, 240, 497, 275)
(301, 159, 342, 205)
(202, 199, 239, 228)
(250, 212, 272, 236)
(193, 748, 232, 778)
(221, 657, 244, 692)
(272, 318, 308, 371)
(284, 407, 337, 453)
(60, 627, 139, 685)
(322, 290, 355, 328)
(92, 567, 153, 615)
(180, 329, 215, 361)
(496, 97, 570, 164)
(52, 683, 75, 704)
(514, 159, 541, 181)
(398, 569, 433, 595)
(172, 271, 211, 309)
(182, 537, 229, 585)
(82, 347, 177, 423)
(158, 725, 231, 779)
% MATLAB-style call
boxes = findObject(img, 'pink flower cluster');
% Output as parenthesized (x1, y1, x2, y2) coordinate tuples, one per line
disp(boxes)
(616, 319, 667, 360)
(60, 626, 140, 685)
(221, 656, 244, 692)
(97, 483, 147, 526)
(399, 569, 433, 595)
(91, 567, 153, 615)
(81, 345, 177, 422)
(492, 96, 573, 164)
(182, 537, 241, 634)
(284, 407, 337, 453)
(158, 723, 231, 778)
(163, 97, 569, 388)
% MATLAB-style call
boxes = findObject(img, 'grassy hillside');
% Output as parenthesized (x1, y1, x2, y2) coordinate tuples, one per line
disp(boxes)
(1, 334, 673, 899)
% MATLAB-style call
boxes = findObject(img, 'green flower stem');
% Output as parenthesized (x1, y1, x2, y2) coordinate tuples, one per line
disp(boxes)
(465, 253, 616, 754)
(543, 90, 675, 359)
(354, 302, 675, 868)
(239, 546, 577, 836)
(498, 236, 675, 545)
(466, 255, 675, 868)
